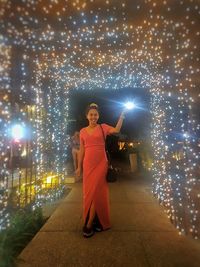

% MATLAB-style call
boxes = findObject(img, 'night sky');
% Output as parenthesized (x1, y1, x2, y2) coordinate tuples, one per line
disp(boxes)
(68, 88, 151, 139)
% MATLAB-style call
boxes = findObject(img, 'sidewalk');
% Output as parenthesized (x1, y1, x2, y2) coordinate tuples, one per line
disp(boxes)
(17, 172, 200, 267)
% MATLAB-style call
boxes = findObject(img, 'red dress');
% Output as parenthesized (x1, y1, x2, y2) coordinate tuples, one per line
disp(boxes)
(80, 123, 115, 230)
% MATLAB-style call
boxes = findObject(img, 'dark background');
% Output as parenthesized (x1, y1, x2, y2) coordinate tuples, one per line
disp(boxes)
(68, 87, 151, 140)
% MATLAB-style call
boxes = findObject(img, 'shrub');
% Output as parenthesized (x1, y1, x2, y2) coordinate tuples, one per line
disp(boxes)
(0, 207, 45, 267)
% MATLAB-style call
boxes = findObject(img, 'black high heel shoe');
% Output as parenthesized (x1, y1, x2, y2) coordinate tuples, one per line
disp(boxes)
(82, 225, 95, 238)
(93, 214, 103, 232)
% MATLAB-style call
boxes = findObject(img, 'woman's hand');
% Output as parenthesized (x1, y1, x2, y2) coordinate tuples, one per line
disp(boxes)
(75, 167, 81, 178)
(121, 107, 128, 115)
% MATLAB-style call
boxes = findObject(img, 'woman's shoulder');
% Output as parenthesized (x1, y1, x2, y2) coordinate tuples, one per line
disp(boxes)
(101, 123, 110, 128)
(101, 123, 115, 135)
(80, 127, 86, 134)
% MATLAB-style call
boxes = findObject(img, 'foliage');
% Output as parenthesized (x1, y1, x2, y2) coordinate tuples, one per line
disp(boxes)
(0, 207, 45, 267)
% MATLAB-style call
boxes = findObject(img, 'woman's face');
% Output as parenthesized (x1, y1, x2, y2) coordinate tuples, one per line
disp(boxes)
(86, 109, 99, 125)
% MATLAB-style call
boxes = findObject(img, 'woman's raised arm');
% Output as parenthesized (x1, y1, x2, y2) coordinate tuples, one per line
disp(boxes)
(109, 111, 125, 134)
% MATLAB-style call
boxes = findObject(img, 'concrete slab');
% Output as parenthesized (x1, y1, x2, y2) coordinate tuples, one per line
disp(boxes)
(41, 203, 82, 232)
(62, 184, 82, 203)
(17, 231, 149, 267)
(17, 173, 200, 267)
(110, 203, 176, 232)
(109, 182, 154, 203)
(140, 232, 200, 267)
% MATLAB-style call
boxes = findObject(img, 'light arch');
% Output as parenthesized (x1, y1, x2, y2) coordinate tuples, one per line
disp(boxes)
(0, 0, 199, 238)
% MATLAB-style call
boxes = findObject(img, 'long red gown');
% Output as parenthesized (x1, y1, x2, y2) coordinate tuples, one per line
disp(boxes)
(80, 123, 115, 230)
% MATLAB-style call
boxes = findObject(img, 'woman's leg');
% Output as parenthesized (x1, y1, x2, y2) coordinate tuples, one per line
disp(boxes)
(86, 202, 96, 228)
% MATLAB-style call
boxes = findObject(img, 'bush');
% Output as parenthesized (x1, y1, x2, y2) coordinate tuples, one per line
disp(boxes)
(0, 207, 46, 267)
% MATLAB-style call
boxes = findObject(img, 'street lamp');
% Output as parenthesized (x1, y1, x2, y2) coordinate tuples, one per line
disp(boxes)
(11, 124, 25, 141)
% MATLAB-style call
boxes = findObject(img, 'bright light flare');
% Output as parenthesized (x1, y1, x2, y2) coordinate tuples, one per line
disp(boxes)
(124, 101, 135, 110)
(11, 124, 25, 140)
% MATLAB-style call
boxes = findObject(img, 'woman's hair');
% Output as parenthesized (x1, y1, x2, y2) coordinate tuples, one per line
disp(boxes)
(85, 103, 99, 115)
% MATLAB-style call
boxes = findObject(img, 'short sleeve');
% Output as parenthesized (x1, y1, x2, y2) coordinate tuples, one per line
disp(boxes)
(101, 123, 115, 136)
(79, 129, 85, 145)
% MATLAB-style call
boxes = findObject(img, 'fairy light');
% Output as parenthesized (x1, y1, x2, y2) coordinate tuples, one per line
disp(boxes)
(0, 0, 199, 238)
(0, 36, 12, 229)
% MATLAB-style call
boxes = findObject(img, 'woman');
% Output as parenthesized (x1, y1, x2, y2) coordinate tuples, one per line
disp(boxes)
(76, 103, 125, 238)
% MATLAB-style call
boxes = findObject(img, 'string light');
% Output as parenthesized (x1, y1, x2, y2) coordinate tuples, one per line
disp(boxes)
(0, 37, 11, 230)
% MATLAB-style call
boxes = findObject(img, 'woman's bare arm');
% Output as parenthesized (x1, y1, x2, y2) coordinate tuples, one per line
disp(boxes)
(109, 111, 125, 134)
(77, 139, 85, 170)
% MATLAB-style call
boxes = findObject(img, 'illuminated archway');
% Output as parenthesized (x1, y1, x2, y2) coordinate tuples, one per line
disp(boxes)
(0, 0, 199, 238)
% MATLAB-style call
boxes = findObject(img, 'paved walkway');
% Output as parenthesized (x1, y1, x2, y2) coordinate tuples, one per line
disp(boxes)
(17, 172, 200, 267)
